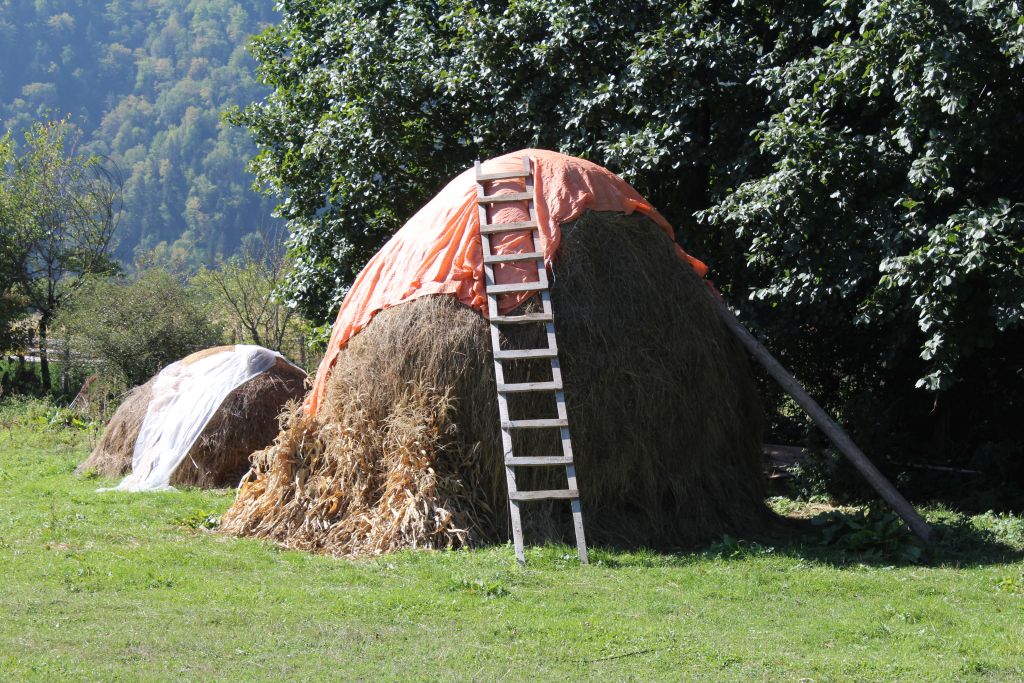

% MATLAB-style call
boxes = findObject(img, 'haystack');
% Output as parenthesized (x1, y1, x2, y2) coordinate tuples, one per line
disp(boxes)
(222, 209, 774, 554)
(77, 346, 307, 489)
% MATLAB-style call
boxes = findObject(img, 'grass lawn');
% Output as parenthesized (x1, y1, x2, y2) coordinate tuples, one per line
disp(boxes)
(1, 400, 1021, 681)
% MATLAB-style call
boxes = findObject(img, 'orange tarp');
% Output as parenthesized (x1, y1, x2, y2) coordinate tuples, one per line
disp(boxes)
(306, 149, 708, 414)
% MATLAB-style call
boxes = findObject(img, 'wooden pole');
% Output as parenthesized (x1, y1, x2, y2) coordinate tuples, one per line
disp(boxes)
(711, 297, 933, 543)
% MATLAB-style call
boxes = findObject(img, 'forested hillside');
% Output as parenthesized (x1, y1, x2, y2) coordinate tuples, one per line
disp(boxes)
(0, 0, 279, 263)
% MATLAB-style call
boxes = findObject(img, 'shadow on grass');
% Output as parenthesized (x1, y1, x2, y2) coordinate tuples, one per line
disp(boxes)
(774, 515, 1023, 568)
(574, 507, 1024, 570)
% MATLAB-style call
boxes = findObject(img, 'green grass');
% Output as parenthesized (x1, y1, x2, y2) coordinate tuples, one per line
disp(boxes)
(1, 398, 1022, 681)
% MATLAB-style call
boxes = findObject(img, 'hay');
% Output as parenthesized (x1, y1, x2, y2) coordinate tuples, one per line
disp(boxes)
(222, 211, 776, 554)
(76, 356, 308, 488)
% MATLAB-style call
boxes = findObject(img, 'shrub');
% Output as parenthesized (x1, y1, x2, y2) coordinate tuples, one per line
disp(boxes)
(56, 268, 223, 387)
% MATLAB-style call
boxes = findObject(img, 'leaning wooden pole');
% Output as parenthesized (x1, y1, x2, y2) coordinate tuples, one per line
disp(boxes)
(711, 297, 933, 543)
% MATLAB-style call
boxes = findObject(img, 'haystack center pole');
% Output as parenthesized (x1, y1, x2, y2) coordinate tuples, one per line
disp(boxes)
(711, 297, 933, 543)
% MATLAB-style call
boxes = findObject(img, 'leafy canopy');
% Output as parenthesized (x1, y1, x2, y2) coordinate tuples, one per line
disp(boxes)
(706, 0, 1024, 393)
(0, 136, 25, 351)
(231, 0, 814, 321)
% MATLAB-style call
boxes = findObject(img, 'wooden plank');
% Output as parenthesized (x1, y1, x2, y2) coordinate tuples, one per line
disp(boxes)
(505, 456, 574, 466)
(501, 417, 568, 429)
(477, 158, 526, 566)
(476, 169, 531, 182)
(490, 312, 553, 324)
(491, 305, 524, 564)
(570, 497, 588, 563)
(508, 499, 525, 564)
(480, 220, 538, 234)
(553, 362, 587, 562)
(483, 251, 543, 264)
(476, 170, 501, 320)
(493, 347, 557, 360)
(711, 296, 933, 543)
(486, 281, 546, 294)
(510, 489, 579, 501)
(478, 191, 533, 203)
(497, 380, 562, 393)
(539, 289, 553, 317)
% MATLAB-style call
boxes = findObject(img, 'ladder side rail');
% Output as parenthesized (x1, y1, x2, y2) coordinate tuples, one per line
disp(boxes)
(555, 381, 588, 563)
(477, 160, 525, 564)
(475, 157, 588, 565)
(526, 156, 588, 564)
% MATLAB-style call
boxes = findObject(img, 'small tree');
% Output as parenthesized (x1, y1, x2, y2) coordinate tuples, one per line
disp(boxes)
(192, 229, 304, 356)
(57, 269, 223, 388)
(6, 119, 123, 390)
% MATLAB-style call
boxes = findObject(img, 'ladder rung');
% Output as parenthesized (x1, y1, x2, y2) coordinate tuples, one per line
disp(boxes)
(505, 456, 574, 466)
(502, 418, 568, 429)
(476, 169, 530, 182)
(483, 251, 543, 264)
(478, 191, 533, 203)
(490, 312, 553, 325)
(497, 380, 562, 393)
(480, 220, 538, 234)
(510, 489, 579, 501)
(494, 348, 556, 360)
(486, 281, 546, 294)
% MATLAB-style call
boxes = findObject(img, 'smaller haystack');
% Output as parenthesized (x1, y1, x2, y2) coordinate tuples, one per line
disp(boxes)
(77, 346, 307, 489)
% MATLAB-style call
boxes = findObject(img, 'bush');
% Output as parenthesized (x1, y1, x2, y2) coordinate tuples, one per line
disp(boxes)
(0, 395, 55, 429)
(812, 508, 923, 564)
(56, 269, 223, 387)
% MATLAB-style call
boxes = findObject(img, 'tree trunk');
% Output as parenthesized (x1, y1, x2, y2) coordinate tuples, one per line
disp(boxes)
(60, 334, 71, 395)
(38, 315, 51, 391)
(246, 323, 263, 349)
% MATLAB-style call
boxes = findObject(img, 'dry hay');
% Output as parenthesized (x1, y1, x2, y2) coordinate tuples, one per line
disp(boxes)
(222, 211, 777, 555)
(76, 355, 308, 488)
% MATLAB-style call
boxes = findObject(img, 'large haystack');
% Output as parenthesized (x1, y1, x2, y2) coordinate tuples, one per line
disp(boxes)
(77, 353, 307, 488)
(222, 212, 774, 553)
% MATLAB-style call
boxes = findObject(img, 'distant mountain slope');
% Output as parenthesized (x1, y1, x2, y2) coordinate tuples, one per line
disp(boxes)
(0, 0, 280, 263)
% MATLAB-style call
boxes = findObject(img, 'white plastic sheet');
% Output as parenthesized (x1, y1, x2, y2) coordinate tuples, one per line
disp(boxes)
(104, 345, 282, 492)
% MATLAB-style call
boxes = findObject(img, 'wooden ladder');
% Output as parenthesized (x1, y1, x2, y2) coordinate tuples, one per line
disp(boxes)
(474, 157, 588, 565)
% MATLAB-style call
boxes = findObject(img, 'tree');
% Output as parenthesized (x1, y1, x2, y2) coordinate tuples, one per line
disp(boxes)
(704, 0, 1024, 485)
(132, 228, 210, 278)
(6, 119, 123, 390)
(228, 0, 820, 322)
(0, 134, 27, 352)
(191, 228, 302, 355)
(0, 1, 282, 261)
(56, 268, 223, 387)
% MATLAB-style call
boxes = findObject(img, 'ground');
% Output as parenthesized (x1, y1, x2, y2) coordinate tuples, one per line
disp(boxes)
(1, 399, 1021, 681)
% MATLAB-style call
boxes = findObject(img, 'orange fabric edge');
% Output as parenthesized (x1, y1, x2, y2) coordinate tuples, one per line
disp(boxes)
(304, 150, 710, 415)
